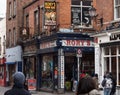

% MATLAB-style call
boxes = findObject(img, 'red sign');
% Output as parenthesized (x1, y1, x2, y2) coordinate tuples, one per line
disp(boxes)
(28, 79, 36, 91)
(62, 40, 94, 47)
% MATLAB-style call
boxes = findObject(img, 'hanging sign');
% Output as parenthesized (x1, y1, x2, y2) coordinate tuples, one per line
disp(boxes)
(44, 1, 56, 25)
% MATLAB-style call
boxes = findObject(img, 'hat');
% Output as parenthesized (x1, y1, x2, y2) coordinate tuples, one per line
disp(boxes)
(13, 72, 25, 85)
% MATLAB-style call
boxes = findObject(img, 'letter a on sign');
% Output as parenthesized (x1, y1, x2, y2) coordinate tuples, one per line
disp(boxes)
(76, 49, 82, 57)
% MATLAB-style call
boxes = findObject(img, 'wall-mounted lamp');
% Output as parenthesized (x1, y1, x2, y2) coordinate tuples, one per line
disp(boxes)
(89, 6, 98, 18)
(89, 6, 103, 27)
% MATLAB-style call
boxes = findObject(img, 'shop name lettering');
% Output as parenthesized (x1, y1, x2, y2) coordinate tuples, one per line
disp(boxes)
(62, 40, 93, 47)
(40, 41, 56, 49)
(110, 34, 120, 41)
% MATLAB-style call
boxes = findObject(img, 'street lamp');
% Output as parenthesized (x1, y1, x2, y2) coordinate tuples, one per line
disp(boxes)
(89, 6, 103, 27)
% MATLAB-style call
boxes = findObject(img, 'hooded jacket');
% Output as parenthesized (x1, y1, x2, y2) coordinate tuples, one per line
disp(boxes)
(4, 72, 31, 95)
(4, 85, 31, 95)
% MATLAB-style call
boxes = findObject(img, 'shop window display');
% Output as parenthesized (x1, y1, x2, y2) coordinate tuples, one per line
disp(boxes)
(103, 46, 119, 85)
(41, 55, 53, 89)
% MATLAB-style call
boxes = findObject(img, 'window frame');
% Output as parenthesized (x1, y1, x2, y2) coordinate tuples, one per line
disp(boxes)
(114, 0, 120, 20)
(71, 0, 92, 28)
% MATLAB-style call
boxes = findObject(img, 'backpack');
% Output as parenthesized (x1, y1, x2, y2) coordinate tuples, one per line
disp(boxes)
(105, 78, 113, 88)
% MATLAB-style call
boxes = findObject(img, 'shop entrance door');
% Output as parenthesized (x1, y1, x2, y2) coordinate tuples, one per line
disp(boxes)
(8, 64, 16, 85)
(65, 56, 77, 91)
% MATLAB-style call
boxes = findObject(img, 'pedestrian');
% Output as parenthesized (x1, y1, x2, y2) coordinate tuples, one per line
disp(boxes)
(92, 73, 99, 89)
(76, 75, 101, 95)
(109, 72, 116, 95)
(4, 71, 31, 95)
(102, 73, 113, 95)
(80, 70, 86, 79)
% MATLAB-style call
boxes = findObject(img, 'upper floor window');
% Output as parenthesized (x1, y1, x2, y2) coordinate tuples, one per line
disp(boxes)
(26, 15, 29, 28)
(34, 10, 39, 35)
(13, 28, 16, 46)
(114, 0, 120, 19)
(71, 0, 92, 28)
(9, 30, 12, 47)
(13, 0, 16, 16)
(9, 2, 12, 18)
(3, 35, 5, 54)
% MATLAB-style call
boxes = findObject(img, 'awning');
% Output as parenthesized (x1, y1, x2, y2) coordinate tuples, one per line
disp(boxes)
(5, 62, 16, 64)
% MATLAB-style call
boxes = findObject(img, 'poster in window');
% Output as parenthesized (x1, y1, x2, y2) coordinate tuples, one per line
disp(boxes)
(44, 1, 56, 26)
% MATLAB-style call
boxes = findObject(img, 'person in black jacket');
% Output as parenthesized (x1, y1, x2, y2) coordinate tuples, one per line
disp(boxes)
(4, 71, 31, 95)
(109, 72, 116, 95)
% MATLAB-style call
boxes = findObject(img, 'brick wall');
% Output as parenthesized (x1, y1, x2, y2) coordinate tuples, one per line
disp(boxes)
(6, 0, 33, 48)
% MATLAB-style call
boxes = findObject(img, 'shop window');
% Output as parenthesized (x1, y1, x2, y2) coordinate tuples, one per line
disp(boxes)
(104, 57, 110, 72)
(111, 57, 117, 77)
(118, 46, 120, 54)
(25, 57, 36, 79)
(111, 46, 117, 55)
(41, 55, 53, 89)
(104, 47, 109, 55)
(119, 56, 120, 85)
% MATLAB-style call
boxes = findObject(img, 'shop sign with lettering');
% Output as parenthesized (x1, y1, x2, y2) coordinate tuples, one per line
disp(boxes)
(44, 1, 56, 25)
(110, 33, 120, 41)
(62, 40, 94, 47)
(40, 40, 57, 49)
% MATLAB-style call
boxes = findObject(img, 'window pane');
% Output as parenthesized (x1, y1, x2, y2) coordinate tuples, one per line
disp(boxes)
(104, 47, 109, 55)
(83, 1, 91, 6)
(119, 56, 120, 85)
(111, 46, 116, 55)
(111, 57, 117, 80)
(115, 0, 119, 5)
(71, 0, 80, 5)
(104, 57, 109, 72)
(71, 7, 81, 25)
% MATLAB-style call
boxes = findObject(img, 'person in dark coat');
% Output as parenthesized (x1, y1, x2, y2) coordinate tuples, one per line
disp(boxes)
(109, 72, 116, 95)
(4, 71, 31, 95)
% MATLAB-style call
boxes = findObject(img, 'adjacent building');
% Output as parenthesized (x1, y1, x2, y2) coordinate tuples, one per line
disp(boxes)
(91, 0, 120, 87)
(6, 0, 33, 86)
(0, 18, 6, 86)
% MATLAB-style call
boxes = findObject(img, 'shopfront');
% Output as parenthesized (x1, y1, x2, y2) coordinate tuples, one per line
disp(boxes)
(5, 46, 23, 86)
(92, 29, 120, 87)
(37, 33, 94, 93)
(0, 57, 6, 86)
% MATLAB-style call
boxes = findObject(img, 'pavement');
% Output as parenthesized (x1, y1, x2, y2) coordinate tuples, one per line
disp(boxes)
(1, 86, 120, 95)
